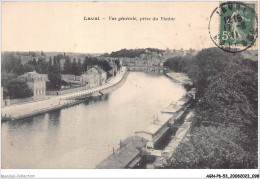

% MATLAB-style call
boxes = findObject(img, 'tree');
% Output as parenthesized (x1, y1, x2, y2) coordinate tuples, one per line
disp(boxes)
(101, 53, 110, 57)
(48, 57, 53, 73)
(75, 60, 82, 76)
(29, 51, 37, 57)
(69, 59, 83, 76)
(63, 58, 72, 74)
(48, 73, 62, 90)
(37, 58, 48, 74)
(57, 54, 64, 61)
(71, 58, 77, 71)
(83, 56, 96, 72)
(115, 59, 121, 70)
(24, 64, 35, 73)
(47, 56, 61, 90)
(53, 57, 60, 74)
(13, 57, 25, 75)
(83, 57, 112, 73)
(7, 79, 34, 99)
(97, 60, 112, 72)
(1, 52, 23, 73)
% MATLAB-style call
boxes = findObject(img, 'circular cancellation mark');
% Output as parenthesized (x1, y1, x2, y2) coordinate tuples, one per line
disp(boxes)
(208, 1, 258, 53)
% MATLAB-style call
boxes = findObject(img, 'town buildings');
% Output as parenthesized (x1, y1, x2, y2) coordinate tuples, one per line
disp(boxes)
(119, 49, 165, 73)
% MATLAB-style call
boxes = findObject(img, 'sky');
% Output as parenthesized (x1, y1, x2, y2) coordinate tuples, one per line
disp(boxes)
(2, 1, 220, 53)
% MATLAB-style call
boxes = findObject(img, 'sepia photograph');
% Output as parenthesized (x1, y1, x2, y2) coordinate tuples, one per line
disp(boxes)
(1, 1, 259, 178)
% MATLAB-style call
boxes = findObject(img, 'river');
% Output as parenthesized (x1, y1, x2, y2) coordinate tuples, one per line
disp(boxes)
(1, 72, 186, 169)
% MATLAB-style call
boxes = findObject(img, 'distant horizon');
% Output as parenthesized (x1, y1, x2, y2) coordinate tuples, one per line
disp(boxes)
(1, 47, 201, 54)
(2, 47, 258, 55)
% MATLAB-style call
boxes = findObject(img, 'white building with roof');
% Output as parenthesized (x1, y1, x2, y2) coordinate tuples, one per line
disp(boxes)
(18, 71, 46, 99)
(80, 65, 107, 88)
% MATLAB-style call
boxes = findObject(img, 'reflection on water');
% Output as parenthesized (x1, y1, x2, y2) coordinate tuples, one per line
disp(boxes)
(1, 72, 186, 169)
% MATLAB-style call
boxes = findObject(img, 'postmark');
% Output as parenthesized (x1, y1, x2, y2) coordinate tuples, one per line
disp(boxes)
(209, 1, 258, 53)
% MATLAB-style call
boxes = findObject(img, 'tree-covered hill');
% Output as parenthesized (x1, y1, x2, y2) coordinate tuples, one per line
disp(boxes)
(110, 48, 164, 58)
(162, 48, 258, 169)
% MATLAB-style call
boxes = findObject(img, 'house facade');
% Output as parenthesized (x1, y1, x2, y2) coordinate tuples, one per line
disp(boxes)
(80, 66, 107, 88)
(18, 71, 46, 99)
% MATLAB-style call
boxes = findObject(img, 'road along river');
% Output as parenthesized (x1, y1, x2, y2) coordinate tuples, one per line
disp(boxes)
(1, 72, 186, 168)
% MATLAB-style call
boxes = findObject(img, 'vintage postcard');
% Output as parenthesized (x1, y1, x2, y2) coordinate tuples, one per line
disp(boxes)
(1, 1, 259, 178)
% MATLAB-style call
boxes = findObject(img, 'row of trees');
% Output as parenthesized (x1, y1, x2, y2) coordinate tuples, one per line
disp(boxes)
(2, 51, 116, 76)
(1, 52, 46, 75)
(47, 57, 62, 90)
(1, 53, 24, 75)
(63, 57, 112, 75)
(162, 48, 257, 168)
(40, 56, 113, 90)
(21, 55, 113, 77)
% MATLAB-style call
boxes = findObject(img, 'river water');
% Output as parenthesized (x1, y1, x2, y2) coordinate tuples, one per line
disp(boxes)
(1, 72, 186, 169)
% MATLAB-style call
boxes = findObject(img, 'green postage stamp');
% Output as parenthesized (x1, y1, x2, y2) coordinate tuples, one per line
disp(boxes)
(209, 1, 257, 52)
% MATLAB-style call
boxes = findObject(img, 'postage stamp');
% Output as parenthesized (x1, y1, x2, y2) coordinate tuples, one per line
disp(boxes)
(209, 1, 258, 53)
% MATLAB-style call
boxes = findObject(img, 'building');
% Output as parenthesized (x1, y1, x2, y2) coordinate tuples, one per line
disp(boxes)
(61, 74, 84, 89)
(97, 136, 148, 169)
(61, 74, 75, 84)
(87, 66, 107, 85)
(18, 71, 46, 99)
(135, 112, 173, 147)
(81, 73, 98, 88)
(80, 66, 107, 88)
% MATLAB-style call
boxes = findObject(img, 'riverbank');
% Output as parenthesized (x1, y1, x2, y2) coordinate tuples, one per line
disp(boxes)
(164, 71, 192, 85)
(143, 71, 195, 168)
(1, 67, 128, 121)
(97, 70, 195, 169)
(147, 109, 194, 169)
(97, 91, 195, 168)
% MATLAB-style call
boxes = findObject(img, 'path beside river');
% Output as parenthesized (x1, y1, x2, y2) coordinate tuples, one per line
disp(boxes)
(2, 67, 127, 120)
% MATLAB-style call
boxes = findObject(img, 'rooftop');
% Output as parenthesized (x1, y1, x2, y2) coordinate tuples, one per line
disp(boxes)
(161, 103, 182, 114)
(96, 136, 147, 169)
(177, 94, 192, 106)
(87, 66, 106, 74)
(61, 74, 75, 81)
(19, 71, 47, 81)
(141, 112, 172, 135)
